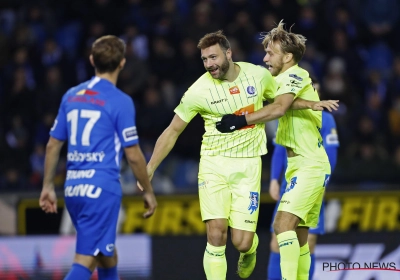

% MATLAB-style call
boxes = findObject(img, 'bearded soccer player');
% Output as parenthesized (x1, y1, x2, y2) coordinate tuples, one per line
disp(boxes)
(266, 77, 339, 280)
(216, 22, 339, 280)
(39, 35, 157, 280)
(142, 30, 330, 280)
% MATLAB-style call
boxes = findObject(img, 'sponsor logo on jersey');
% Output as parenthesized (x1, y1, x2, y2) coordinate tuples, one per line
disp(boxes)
(289, 73, 303, 81)
(246, 86, 257, 97)
(106, 243, 115, 252)
(67, 96, 105, 106)
(77, 89, 99, 95)
(229, 85, 240, 94)
(122, 126, 138, 142)
(211, 98, 228, 105)
(66, 169, 96, 180)
(67, 151, 105, 162)
(64, 184, 102, 198)
(248, 192, 259, 214)
(285, 177, 297, 193)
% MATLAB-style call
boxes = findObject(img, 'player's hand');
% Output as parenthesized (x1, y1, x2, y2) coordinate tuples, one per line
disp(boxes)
(311, 100, 339, 112)
(216, 114, 247, 133)
(137, 166, 155, 192)
(269, 179, 280, 201)
(142, 191, 157, 218)
(39, 186, 58, 213)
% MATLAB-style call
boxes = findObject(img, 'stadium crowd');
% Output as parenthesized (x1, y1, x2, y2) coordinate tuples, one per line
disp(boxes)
(0, 0, 400, 192)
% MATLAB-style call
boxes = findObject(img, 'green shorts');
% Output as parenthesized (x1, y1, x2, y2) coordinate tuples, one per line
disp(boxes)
(278, 156, 331, 228)
(198, 155, 261, 232)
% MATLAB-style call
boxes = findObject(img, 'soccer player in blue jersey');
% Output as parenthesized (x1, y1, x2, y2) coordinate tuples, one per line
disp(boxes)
(266, 77, 339, 280)
(39, 35, 157, 280)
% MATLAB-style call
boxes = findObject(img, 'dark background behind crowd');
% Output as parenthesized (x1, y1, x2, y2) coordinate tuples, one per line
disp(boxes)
(0, 0, 399, 193)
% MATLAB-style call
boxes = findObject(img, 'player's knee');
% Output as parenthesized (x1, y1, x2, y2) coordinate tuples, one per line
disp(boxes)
(235, 241, 252, 253)
(207, 229, 227, 246)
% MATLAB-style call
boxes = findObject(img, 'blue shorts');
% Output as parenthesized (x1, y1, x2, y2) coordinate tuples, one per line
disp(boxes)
(65, 185, 121, 257)
(270, 181, 325, 235)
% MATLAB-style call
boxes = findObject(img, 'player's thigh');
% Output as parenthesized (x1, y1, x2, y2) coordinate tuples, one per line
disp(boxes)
(228, 156, 262, 232)
(309, 200, 325, 235)
(96, 248, 118, 268)
(74, 253, 97, 271)
(278, 157, 329, 227)
(198, 156, 231, 221)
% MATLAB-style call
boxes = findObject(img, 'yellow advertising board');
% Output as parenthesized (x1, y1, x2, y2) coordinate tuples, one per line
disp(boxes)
(16, 191, 400, 235)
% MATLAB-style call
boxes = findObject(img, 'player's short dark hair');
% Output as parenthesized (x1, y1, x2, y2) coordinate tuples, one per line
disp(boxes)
(197, 30, 231, 52)
(261, 20, 306, 63)
(91, 35, 126, 73)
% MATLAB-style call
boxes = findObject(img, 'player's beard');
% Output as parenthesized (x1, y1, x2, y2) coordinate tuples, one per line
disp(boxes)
(269, 58, 284, 77)
(208, 55, 230, 80)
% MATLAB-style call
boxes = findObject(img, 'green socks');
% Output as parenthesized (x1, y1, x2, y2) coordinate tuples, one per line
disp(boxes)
(203, 243, 227, 280)
(277, 230, 300, 280)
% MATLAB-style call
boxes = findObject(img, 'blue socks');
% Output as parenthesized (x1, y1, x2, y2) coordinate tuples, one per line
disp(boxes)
(267, 252, 281, 280)
(64, 263, 92, 280)
(98, 266, 119, 280)
(267, 252, 316, 280)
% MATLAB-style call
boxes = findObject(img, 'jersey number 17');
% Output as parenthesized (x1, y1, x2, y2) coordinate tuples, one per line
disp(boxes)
(67, 109, 101, 146)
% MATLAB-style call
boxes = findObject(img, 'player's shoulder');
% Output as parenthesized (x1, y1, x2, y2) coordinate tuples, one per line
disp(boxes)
(237, 62, 270, 77)
(185, 72, 215, 97)
(279, 65, 310, 83)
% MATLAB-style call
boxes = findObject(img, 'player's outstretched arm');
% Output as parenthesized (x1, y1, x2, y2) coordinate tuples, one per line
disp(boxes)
(291, 98, 339, 112)
(125, 144, 158, 218)
(146, 114, 188, 176)
(40, 137, 64, 214)
(216, 94, 294, 133)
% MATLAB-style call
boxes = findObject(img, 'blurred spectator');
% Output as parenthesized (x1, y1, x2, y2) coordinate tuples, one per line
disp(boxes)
(363, 0, 399, 45)
(37, 66, 68, 116)
(388, 55, 400, 101)
(136, 87, 173, 144)
(0, 0, 399, 191)
(226, 11, 256, 53)
(118, 40, 149, 99)
(29, 143, 45, 188)
(0, 168, 27, 191)
(120, 24, 149, 60)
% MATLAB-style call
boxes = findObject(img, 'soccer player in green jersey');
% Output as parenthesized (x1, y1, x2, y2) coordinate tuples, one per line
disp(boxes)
(143, 30, 329, 280)
(216, 21, 339, 280)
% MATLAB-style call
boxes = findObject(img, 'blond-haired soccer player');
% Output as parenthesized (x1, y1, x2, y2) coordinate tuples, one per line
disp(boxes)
(216, 22, 338, 280)
(143, 30, 330, 280)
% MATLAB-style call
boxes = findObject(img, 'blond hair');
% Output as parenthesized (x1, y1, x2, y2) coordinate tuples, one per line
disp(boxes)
(261, 20, 306, 63)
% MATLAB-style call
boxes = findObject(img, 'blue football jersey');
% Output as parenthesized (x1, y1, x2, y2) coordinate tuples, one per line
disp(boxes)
(320, 111, 339, 148)
(50, 76, 139, 195)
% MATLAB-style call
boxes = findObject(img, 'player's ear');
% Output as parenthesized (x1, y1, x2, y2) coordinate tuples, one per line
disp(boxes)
(119, 57, 126, 70)
(225, 48, 232, 60)
(284, 53, 293, 64)
(89, 54, 95, 67)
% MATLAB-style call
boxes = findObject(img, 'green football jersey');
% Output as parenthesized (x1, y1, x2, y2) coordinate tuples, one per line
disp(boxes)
(175, 62, 276, 158)
(274, 64, 329, 162)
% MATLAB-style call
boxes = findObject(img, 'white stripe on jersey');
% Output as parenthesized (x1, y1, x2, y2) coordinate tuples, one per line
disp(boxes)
(88, 76, 101, 88)
(114, 132, 121, 166)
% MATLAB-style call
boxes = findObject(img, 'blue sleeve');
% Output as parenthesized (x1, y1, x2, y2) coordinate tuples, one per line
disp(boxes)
(270, 144, 286, 181)
(322, 112, 339, 148)
(325, 146, 338, 172)
(50, 97, 68, 141)
(115, 96, 139, 147)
